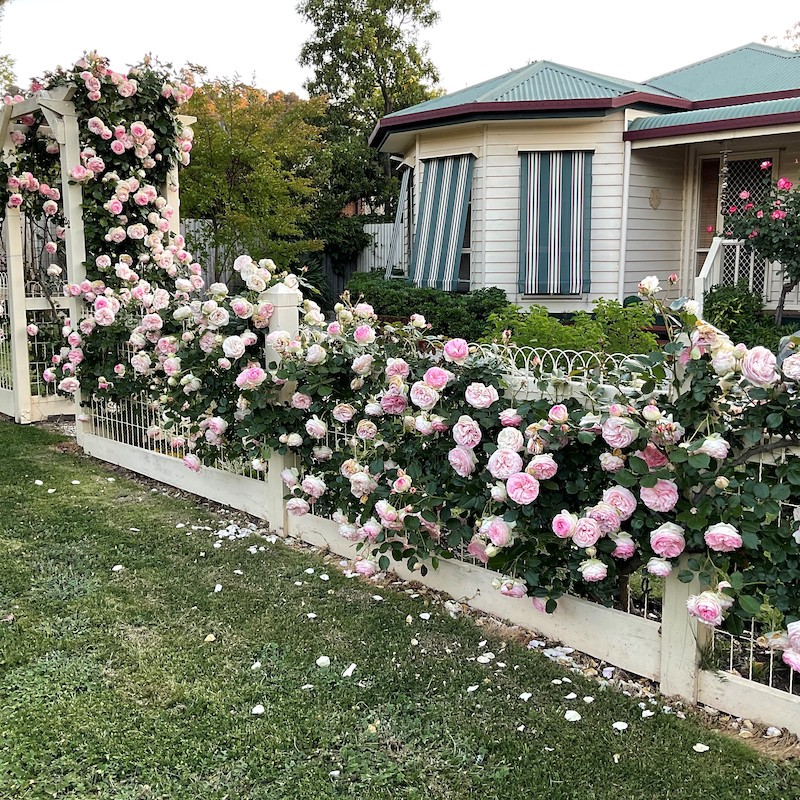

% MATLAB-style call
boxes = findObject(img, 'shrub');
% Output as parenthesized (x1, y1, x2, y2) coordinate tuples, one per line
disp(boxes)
(703, 283, 797, 351)
(345, 272, 508, 341)
(481, 298, 657, 355)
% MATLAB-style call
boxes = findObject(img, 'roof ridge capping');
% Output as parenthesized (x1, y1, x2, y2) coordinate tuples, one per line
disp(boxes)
(645, 42, 800, 83)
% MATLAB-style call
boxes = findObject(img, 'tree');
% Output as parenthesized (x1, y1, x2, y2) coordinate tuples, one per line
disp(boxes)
(179, 80, 327, 279)
(297, 0, 441, 273)
(298, 0, 440, 126)
(0, 0, 15, 91)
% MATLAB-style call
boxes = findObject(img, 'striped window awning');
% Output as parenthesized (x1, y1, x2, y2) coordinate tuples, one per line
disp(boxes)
(384, 167, 411, 279)
(410, 154, 474, 291)
(518, 151, 592, 295)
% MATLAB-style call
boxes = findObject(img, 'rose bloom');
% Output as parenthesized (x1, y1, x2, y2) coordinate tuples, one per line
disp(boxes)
(479, 516, 514, 547)
(487, 448, 524, 480)
(332, 403, 356, 423)
(640, 479, 679, 513)
(497, 578, 527, 599)
(697, 434, 730, 459)
(599, 452, 624, 472)
(704, 522, 743, 552)
(356, 419, 378, 439)
(380, 387, 408, 415)
(448, 445, 477, 477)
(687, 591, 725, 627)
(611, 532, 636, 560)
(222, 335, 246, 360)
(490, 482, 507, 502)
(587, 502, 622, 534)
(526, 453, 558, 480)
(572, 517, 602, 548)
(281, 467, 299, 488)
(351, 354, 374, 376)
(782, 649, 800, 673)
(578, 558, 608, 582)
(636, 443, 668, 470)
(286, 497, 310, 517)
(305, 416, 327, 439)
(741, 345, 779, 388)
(601, 416, 637, 449)
(305, 344, 328, 366)
(506, 472, 540, 505)
(467, 537, 489, 564)
(772, 350, 800, 382)
(649, 521, 685, 558)
(443, 337, 469, 365)
(385, 357, 410, 379)
(548, 404, 569, 424)
(602, 486, 637, 521)
(464, 382, 499, 409)
(499, 407, 522, 427)
(552, 510, 578, 539)
(646, 557, 673, 577)
(423, 366, 451, 390)
(410, 380, 440, 411)
(291, 392, 312, 410)
(301, 475, 326, 499)
(452, 415, 482, 448)
(235, 366, 267, 390)
(353, 324, 375, 345)
(492, 427, 524, 455)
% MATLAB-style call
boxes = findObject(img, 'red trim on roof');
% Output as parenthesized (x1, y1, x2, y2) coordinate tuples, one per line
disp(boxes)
(623, 111, 800, 141)
(691, 87, 800, 109)
(369, 94, 690, 148)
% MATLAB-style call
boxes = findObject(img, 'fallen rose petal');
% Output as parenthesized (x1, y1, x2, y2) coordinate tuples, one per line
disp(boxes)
(466, 685, 479, 693)
(111, 564, 124, 572)
(251, 704, 265, 715)
(316, 655, 331, 668)
(519, 692, 532, 701)
(612, 722, 628, 731)
(342, 663, 356, 678)
(583, 696, 595, 703)
(204, 633, 216, 643)
(34, 479, 43, 486)
(692, 743, 710, 753)
(564, 692, 577, 700)
(564, 710, 581, 722)
(214, 584, 222, 593)
(251, 661, 261, 670)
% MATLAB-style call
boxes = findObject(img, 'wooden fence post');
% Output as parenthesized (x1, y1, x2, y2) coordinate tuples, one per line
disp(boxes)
(4, 210, 33, 423)
(263, 282, 301, 536)
(660, 557, 710, 701)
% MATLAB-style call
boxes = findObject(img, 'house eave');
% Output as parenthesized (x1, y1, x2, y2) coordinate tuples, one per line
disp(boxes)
(624, 111, 800, 143)
(369, 94, 690, 151)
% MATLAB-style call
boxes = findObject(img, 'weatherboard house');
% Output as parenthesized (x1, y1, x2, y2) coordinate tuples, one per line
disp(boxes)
(369, 43, 800, 315)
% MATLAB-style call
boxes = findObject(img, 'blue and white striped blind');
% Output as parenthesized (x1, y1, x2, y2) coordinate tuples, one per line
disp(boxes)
(410, 155, 474, 291)
(518, 151, 592, 295)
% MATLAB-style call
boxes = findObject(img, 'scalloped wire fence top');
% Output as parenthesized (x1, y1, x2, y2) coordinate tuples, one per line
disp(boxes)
(468, 342, 640, 382)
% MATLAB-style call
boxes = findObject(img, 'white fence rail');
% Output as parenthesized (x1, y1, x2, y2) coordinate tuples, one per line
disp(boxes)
(72, 282, 800, 734)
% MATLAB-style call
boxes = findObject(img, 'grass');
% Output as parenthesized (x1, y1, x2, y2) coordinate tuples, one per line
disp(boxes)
(1, 420, 799, 799)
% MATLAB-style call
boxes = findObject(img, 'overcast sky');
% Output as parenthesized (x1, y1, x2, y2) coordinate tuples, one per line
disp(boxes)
(2, 0, 799, 96)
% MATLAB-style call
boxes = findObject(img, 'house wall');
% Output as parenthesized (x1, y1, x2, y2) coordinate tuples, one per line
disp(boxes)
(623, 147, 686, 298)
(402, 115, 628, 312)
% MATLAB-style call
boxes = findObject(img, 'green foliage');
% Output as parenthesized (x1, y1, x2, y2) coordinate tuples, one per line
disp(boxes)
(481, 298, 657, 354)
(346, 271, 508, 341)
(180, 80, 326, 276)
(298, 0, 440, 125)
(703, 282, 796, 351)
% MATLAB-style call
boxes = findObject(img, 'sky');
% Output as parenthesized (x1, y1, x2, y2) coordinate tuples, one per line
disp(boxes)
(2, 0, 799, 96)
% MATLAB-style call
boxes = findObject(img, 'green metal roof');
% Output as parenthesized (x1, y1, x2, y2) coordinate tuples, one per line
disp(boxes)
(645, 43, 800, 101)
(627, 96, 800, 132)
(383, 60, 680, 120)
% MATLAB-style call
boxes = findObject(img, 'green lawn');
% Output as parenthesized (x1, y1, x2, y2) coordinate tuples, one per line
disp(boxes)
(0, 420, 798, 799)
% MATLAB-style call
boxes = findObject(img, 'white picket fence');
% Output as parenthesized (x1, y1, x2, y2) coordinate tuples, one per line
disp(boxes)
(73, 282, 800, 734)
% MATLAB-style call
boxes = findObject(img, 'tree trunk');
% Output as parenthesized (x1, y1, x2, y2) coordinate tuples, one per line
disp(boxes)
(774, 277, 799, 326)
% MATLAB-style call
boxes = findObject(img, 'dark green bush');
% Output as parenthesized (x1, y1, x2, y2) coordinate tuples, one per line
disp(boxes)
(345, 272, 509, 341)
(481, 298, 657, 354)
(703, 282, 797, 351)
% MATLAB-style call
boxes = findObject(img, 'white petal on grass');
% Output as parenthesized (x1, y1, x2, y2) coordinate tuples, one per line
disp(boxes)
(106, 477, 115, 482)
(129, 527, 140, 532)
(176, 523, 185, 529)
(642, 710, 655, 719)
(602, 667, 615, 679)
(251, 661, 262, 671)
(315, 655, 331, 668)
(329, 770, 340, 779)
(564, 692, 577, 700)
(692, 743, 710, 753)
(233, 569, 243, 576)
(111, 564, 124, 573)
(551, 679, 562, 685)
(294, 581, 303, 587)
(47, 488, 56, 494)
(251, 704, 265, 715)
(34, 479, 43, 486)
(71, 480, 80, 485)
(304, 568, 315, 575)
(519, 692, 532, 702)
(564, 710, 582, 722)
(301, 684, 314, 690)
(419, 613, 431, 620)
(342, 663, 357, 678)
(517, 724, 525, 732)
(319, 573, 330, 582)
(612, 722, 629, 732)
(214, 584, 223, 593)
(583, 696, 595, 703)
(371, 595, 384, 602)
(765, 726, 782, 738)
(466, 685, 479, 693)
(306, 613, 318, 620)
(476, 655, 492, 664)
